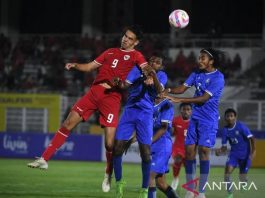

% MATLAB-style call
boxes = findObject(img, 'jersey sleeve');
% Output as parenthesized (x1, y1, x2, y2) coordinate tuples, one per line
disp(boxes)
(157, 72, 168, 89)
(160, 103, 174, 124)
(125, 66, 141, 84)
(221, 128, 228, 145)
(240, 122, 253, 138)
(135, 52, 147, 68)
(94, 49, 110, 65)
(184, 72, 196, 87)
(205, 74, 225, 96)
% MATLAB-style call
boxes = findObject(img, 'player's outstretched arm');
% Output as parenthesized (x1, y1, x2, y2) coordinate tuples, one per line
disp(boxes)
(164, 92, 211, 104)
(167, 84, 189, 95)
(65, 61, 100, 72)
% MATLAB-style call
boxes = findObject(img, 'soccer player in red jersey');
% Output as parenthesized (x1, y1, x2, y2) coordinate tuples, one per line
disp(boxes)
(27, 25, 147, 193)
(171, 103, 192, 191)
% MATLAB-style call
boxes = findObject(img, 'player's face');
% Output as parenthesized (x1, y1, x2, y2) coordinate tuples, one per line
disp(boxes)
(198, 52, 214, 71)
(149, 56, 163, 71)
(181, 105, 192, 120)
(121, 30, 139, 50)
(225, 112, 236, 126)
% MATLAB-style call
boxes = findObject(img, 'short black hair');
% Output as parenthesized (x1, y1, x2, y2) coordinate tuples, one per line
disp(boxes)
(200, 48, 225, 68)
(225, 108, 237, 117)
(179, 103, 192, 109)
(123, 25, 144, 41)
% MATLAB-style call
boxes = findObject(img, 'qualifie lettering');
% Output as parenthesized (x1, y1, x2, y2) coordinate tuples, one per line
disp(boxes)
(3, 135, 28, 151)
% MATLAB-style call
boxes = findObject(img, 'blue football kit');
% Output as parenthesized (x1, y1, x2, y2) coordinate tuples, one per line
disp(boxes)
(184, 69, 225, 148)
(151, 99, 174, 174)
(115, 65, 168, 145)
(221, 121, 253, 173)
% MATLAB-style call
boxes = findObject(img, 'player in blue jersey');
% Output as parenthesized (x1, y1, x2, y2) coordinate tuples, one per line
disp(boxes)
(112, 56, 167, 198)
(215, 108, 256, 198)
(148, 98, 179, 198)
(163, 48, 225, 198)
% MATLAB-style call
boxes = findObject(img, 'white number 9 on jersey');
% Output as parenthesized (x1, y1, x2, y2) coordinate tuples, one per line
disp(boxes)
(111, 59, 119, 68)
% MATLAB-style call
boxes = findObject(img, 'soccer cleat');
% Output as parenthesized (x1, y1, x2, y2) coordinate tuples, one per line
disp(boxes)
(116, 179, 126, 198)
(184, 191, 195, 198)
(226, 193, 233, 198)
(27, 157, 48, 170)
(102, 173, 112, 192)
(138, 188, 148, 198)
(171, 177, 179, 190)
(196, 193, 206, 198)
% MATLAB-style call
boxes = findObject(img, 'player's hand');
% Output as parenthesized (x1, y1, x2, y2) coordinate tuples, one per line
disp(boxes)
(144, 76, 154, 85)
(142, 65, 155, 77)
(65, 63, 77, 70)
(158, 89, 169, 98)
(164, 95, 181, 103)
(250, 150, 256, 160)
(215, 148, 222, 156)
(111, 77, 121, 87)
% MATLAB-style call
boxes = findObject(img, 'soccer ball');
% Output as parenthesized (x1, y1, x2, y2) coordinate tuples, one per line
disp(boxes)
(169, 9, 189, 29)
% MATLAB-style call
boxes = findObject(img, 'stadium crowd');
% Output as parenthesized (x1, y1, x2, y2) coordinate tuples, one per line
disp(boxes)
(0, 33, 250, 97)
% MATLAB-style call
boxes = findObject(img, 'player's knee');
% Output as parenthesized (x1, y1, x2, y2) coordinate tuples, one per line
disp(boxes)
(113, 140, 126, 156)
(62, 119, 73, 130)
(198, 146, 210, 160)
(105, 142, 114, 152)
(139, 144, 151, 163)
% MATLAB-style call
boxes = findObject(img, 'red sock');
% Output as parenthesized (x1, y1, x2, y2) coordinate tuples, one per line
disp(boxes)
(42, 127, 70, 161)
(173, 161, 182, 178)
(105, 151, 113, 175)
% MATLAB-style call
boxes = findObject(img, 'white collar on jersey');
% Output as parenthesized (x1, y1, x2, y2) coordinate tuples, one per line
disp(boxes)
(227, 121, 237, 130)
(205, 69, 218, 75)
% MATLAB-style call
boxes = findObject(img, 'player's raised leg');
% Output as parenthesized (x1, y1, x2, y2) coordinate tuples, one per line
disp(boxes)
(102, 126, 116, 192)
(27, 110, 83, 169)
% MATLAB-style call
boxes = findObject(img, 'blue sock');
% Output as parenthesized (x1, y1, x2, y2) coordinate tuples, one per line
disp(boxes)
(185, 159, 196, 189)
(199, 160, 210, 193)
(224, 175, 232, 194)
(148, 187, 156, 198)
(142, 161, 151, 188)
(113, 155, 122, 181)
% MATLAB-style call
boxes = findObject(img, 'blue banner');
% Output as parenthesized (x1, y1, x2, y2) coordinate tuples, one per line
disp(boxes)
(0, 132, 102, 161)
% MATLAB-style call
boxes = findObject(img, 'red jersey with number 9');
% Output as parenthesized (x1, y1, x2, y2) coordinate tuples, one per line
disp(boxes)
(93, 48, 147, 85)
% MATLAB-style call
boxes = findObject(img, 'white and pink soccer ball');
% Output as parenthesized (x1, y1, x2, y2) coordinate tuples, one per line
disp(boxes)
(169, 9, 189, 29)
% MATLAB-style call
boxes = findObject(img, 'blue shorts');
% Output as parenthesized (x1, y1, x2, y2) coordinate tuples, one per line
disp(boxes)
(115, 107, 153, 145)
(185, 118, 218, 148)
(226, 153, 251, 174)
(151, 137, 172, 174)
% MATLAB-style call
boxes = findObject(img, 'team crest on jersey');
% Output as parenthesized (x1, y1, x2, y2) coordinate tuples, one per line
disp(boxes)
(124, 55, 130, 60)
(206, 78, 210, 83)
(235, 130, 239, 135)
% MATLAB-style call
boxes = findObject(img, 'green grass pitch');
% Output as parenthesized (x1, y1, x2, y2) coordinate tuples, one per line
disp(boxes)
(0, 158, 264, 198)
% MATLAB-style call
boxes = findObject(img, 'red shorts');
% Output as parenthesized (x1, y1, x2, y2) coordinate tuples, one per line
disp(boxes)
(72, 84, 121, 127)
(172, 146, 185, 159)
